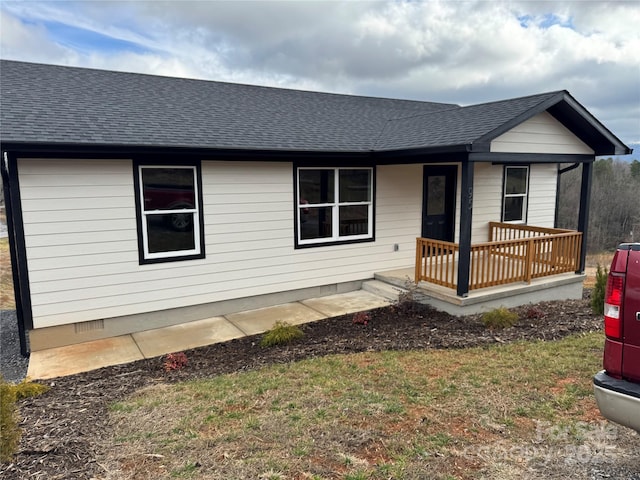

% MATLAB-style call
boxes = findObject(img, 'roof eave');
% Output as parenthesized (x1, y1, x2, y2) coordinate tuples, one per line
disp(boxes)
(548, 93, 633, 156)
(0, 141, 377, 160)
(374, 144, 471, 158)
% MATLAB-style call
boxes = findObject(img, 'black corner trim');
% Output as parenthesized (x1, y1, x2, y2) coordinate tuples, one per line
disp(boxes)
(1, 152, 33, 356)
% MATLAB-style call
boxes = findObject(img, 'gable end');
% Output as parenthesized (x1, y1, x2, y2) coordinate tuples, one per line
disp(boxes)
(490, 111, 594, 155)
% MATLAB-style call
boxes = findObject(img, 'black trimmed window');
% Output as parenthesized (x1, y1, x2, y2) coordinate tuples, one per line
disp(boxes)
(296, 167, 374, 246)
(134, 163, 205, 263)
(502, 165, 529, 223)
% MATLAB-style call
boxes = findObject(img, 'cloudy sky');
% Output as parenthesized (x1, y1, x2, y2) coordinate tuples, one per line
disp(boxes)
(1, 0, 638, 156)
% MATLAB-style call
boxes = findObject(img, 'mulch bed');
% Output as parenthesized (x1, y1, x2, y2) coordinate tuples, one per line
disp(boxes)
(1, 292, 602, 479)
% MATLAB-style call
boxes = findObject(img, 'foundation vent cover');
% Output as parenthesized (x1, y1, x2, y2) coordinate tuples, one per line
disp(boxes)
(74, 319, 105, 334)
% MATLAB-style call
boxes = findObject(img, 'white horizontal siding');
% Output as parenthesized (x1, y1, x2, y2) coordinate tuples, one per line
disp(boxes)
(22, 196, 134, 211)
(20, 185, 134, 198)
(22, 160, 424, 329)
(28, 253, 136, 271)
(18, 158, 139, 329)
(26, 208, 135, 225)
(375, 163, 423, 248)
(470, 162, 558, 241)
(471, 163, 503, 243)
(490, 111, 594, 154)
(526, 163, 557, 227)
(26, 241, 135, 259)
(18, 160, 137, 246)
(23, 218, 134, 236)
(31, 241, 415, 324)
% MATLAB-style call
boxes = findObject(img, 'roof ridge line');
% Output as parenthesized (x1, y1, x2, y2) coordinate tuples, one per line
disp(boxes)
(459, 90, 567, 108)
(0, 58, 457, 108)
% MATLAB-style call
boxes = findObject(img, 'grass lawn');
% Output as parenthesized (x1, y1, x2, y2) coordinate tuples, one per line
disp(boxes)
(0, 239, 619, 477)
(107, 333, 607, 479)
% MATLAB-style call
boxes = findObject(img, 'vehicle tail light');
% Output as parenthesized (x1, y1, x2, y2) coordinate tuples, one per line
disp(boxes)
(604, 274, 624, 339)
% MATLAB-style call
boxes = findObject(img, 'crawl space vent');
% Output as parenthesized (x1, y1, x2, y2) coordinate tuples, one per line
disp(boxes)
(74, 319, 105, 334)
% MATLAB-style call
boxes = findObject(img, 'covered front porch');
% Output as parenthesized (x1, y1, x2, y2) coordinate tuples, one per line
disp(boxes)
(372, 222, 586, 315)
(416, 222, 582, 291)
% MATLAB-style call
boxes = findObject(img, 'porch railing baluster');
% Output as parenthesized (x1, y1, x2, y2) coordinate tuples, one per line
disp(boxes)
(415, 222, 582, 291)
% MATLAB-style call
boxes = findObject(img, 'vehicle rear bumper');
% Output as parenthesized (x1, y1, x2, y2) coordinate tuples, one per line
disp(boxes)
(593, 370, 640, 432)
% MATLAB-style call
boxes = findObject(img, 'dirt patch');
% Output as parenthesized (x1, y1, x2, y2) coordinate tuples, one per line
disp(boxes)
(0, 291, 633, 479)
(0, 239, 15, 310)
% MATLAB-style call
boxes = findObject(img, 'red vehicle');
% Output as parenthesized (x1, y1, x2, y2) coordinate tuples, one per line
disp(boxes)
(593, 243, 640, 432)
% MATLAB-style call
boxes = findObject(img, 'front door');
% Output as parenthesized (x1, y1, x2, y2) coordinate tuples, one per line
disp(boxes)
(422, 165, 457, 242)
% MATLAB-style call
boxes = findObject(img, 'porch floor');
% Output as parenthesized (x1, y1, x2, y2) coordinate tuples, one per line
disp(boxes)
(375, 267, 586, 316)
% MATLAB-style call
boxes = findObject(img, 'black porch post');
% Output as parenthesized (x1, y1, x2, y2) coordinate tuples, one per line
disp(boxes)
(577, 160, 593, 273)
(457, 160, 474, 297)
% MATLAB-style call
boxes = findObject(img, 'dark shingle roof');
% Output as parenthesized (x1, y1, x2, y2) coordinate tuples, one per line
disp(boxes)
(0, 60, 630, 155)
(375, 91, 561, 151)
(0, 60, 455, 152)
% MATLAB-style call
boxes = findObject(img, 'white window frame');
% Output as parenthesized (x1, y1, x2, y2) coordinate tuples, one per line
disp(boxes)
(502, 165, 529, 223)
(138, 165, 202, 261)
(296, 167, 374, 246)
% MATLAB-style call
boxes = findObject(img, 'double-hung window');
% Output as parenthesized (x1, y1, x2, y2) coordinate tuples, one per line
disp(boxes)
(502, 165, 529, 223)
(135, 163, 205, 263)
(296, 167, 374, 246)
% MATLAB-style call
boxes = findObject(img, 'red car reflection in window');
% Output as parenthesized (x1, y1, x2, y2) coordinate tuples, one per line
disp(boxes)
(143, 185, 195, 231)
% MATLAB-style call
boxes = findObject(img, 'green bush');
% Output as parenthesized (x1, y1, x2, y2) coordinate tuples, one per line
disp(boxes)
(591, 264, 608, 315)
(260, 321, 304, 347)
(1, 376, 49, 462)
(481, 307, 519, 331)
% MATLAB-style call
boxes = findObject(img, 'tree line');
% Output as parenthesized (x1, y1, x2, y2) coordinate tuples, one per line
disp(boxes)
(557, 158, 640, 253)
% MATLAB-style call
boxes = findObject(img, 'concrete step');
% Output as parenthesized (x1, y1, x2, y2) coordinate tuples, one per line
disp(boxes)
(362, 279, 407, 302)
(373, 269, 415, 290)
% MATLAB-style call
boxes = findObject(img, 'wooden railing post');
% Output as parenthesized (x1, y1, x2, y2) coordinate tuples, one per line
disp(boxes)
(415, 238, 422, 283)
(524, 238, 534, 283)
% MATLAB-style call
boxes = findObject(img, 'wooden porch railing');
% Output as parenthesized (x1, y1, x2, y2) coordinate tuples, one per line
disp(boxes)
(488, 222, 575, 241)
(415, 223, 582, 291)
(414, 238, 459, 289)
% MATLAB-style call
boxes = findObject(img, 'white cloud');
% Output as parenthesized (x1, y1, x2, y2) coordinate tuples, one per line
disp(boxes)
(0, 9, 74, 62)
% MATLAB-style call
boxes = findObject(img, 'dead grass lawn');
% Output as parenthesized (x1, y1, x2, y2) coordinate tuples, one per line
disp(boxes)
(105, 333, 617, 479)
(0, 238, 14, 310)
(582, 251, 614, 289)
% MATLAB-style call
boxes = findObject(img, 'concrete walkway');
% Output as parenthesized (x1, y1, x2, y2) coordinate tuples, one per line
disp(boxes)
(27, 289, 392, 380)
